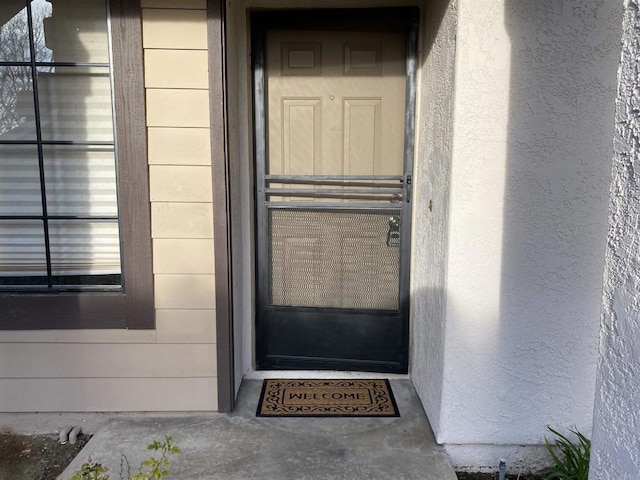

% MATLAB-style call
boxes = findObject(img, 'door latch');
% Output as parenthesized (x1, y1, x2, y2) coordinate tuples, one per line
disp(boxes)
(403, 174, 412, 203)
(387, 216, 401, 247)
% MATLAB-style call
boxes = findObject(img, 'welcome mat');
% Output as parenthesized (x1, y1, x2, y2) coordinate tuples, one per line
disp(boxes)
(256, 379, 400, 417)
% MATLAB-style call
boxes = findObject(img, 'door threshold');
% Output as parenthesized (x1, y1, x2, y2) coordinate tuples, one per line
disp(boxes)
(245, 370, 410, 380)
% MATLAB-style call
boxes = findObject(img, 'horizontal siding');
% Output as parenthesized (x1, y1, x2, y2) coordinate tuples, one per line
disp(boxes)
(0, 344, 216, 378)
(151, 203, 214, 239)
(153, 239, 216, 274)
(155, 310, 216, 344)
(144, 50, 209, 89)
(143, 2, 218, 412)
(146, 89, 211, 127)
(0, 330, 157, 344)
(149, 166, 213, 203)
(148, 127, 212, 165)
(0, 377, 218, 412)
(154, 275, 217, 310)
(142, 9, 207, 49)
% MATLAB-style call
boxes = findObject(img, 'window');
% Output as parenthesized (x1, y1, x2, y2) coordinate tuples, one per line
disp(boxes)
(0, 0, 153, 329)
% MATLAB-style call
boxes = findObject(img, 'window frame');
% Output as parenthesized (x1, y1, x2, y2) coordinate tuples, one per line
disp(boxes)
(0, 0, 154, 330)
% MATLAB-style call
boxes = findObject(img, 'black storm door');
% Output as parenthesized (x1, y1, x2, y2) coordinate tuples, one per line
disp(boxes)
(253, 9, 417, 373)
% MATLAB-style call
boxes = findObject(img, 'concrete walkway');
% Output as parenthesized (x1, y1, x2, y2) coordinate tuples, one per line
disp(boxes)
(60, 380, 457, 480)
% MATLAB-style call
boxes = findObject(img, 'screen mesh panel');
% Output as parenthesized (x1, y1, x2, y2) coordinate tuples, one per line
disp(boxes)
(269, 209, 400, 310)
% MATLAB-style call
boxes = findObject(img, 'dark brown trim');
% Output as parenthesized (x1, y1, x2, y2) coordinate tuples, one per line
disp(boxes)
(0, 0, 154, 330)
(110, 0, 154, 330)
(208, 0, 235, 412)
(0, 294, 126, 330)
(250, 8, 416, 32)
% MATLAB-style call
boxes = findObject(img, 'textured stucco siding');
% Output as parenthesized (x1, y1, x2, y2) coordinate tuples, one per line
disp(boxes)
(0, 0, 218, 412)
(590, 1, 640, 478)
(442, 0, 621, 471)
(409, 0, 457, 438)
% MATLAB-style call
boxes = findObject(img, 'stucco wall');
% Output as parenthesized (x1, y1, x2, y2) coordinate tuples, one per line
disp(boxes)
(409, 0, 456, 436)
(0, 0, 218, 412)
(590, 1, 640, 478)
(441, 0, 621, 471)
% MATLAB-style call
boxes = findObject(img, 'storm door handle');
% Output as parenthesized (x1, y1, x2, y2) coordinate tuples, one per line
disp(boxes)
(401, 174, 412, 203)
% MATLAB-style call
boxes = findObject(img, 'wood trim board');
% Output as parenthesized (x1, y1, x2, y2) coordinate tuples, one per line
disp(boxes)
(208, 0, 235, 413)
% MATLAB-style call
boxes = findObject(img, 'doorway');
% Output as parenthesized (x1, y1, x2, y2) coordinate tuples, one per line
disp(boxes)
(252, 9, 417, 373)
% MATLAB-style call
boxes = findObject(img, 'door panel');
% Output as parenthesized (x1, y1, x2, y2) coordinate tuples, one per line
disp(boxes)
(267, 30, 406, 179)
(343, 99, 382, 175)
(254, 10, 416, 373)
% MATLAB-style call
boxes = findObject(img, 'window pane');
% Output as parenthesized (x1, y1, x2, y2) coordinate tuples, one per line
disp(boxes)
(0, 1, 53, 64)
(0, 220, 47, 285)
(0, 66, 36, 141)
(0, 1, 124, 293)
(0, 145, 42, 215)
(0, 3, 30, 62)
(45, 0, 109, 64)
(44, 145, 118, 216)
(38, 66, 114, 142)
(31, 0, 53, 63)
(49, 220, 121, 286)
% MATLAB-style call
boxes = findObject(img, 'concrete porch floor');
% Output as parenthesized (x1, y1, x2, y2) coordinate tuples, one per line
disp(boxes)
(60, 380, 457, 479)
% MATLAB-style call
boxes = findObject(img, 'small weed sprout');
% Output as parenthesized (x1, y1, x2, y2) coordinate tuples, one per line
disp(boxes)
(70, 436, 181, 480)
(542, 426, 590, 480)
(70, 457, 109, 480)
(131, 436, 182, 480)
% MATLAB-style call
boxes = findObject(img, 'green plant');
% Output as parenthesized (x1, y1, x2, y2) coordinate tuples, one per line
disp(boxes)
(542, 426, 590, 480)
(70, 457, 109, 480)
(71, 436, 181, 480)
(130, 436, 182, 480)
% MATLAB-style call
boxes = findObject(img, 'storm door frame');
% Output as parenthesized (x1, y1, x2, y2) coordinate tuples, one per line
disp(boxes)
(250, 8, 419, 374)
